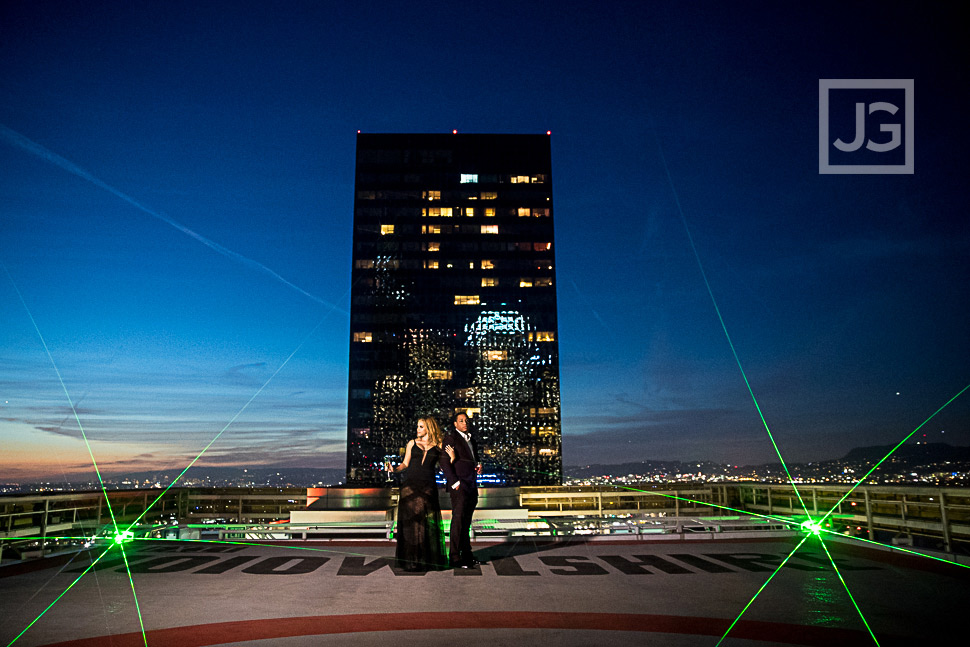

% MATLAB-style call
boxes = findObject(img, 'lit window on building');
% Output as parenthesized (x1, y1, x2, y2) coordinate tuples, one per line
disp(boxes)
(519, 278, 533, 288)
(481, 225, 498, 234)
(533, 208, 549, 217)
(482, 277, 498, 287)
(535, 331, 555, 342)
(481, 260, 495, 269)
(380, 224, 394, 235)
(355, 259, 374, 268)
(484, 207, 495, 217)
(534, 242, 552, 251)
(353, 332, 373, 342)
(427, 369, 453, 380)
(517, 208, 531, 218)
(485, 350, 508, 361)
(358, 191, 376, 199)
(422, 225, 442, 234)
(539, 448, 557, 456)
(464, 207, 475, 217)
(511, 175, 530, 184)
(423, 190, 441, 201)
(538, 407, 557, 416)
(454, 295, 480, 305)
(424, 260, 439, 269)
(480, 191, 497, 200)
(532, 174, 547, 183)
(535, 277, 553, 287)
(424, 242, 440, 252)
(460, 174, 478, 183)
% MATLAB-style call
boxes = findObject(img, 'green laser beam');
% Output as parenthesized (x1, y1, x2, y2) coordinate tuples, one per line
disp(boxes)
(715, 533, 812, 646)
(816, 535, 880, 646)
(523, 463, 970, 577)
(654, 143, 810, 518)
(2, 264, 120, 535)
(5, 544, 114, 647)
(818, 527, 970, 569)
(119, 279, 355, 535)
(123, 315, 332, 533)
(117, 542, 148, 647)
(3, 271, 355, 645)
(816, 383, 970, 528)
(510, 466, 805, 528)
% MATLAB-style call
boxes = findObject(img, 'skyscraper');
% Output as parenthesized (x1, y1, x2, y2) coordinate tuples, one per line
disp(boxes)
(346, 133, 561, 486)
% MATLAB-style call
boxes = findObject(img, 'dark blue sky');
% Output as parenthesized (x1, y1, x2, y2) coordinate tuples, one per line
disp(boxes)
(2, 1, 967, 480)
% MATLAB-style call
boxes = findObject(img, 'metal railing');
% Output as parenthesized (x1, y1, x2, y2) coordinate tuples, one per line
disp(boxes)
(3, 484, 969, 562)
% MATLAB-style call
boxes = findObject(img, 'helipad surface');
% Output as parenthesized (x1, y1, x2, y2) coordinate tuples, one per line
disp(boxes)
(0, 536, 964, 646)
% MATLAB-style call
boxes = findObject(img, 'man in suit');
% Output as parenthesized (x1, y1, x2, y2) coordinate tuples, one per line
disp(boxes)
(440, 412, 481, 568)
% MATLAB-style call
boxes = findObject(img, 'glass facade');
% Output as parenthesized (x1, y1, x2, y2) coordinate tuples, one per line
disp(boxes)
(347, 133, 562, 486)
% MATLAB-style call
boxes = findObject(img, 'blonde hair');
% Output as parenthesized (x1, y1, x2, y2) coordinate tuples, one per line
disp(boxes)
(418, 416, 443, 447)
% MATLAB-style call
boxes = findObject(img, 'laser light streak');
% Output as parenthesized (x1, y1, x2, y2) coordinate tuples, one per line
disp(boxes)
(114, 530, 135, 545)
(800, 519, 823, 536)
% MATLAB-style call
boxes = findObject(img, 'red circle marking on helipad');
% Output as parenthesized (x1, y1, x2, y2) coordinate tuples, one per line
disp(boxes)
(39, 611, 901, 647)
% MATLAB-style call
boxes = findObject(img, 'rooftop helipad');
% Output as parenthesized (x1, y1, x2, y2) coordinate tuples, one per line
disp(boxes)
(1, 535, 964, 646)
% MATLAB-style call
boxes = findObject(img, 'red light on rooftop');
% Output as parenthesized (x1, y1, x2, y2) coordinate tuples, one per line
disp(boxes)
(546, 130, 551, 135)
(452, 129, 458, 134)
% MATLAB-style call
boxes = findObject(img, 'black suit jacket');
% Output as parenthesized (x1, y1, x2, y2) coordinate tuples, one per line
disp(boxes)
(440, 430, 478, 490)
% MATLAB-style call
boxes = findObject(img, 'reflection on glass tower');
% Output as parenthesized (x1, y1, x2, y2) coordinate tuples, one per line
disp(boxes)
(346, 133, 561, 486)
(464, 311, 562, 484)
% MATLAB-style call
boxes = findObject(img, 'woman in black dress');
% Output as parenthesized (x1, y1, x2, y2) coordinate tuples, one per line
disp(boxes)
(386, 417, 446, 571)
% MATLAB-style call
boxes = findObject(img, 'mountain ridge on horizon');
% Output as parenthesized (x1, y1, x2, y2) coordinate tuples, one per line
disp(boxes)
(566, 442, 969, 477)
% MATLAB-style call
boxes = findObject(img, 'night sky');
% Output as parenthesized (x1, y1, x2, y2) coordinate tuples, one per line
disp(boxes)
(2, 2, 968, 482)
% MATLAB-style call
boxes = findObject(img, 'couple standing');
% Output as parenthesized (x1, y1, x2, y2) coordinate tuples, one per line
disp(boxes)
(388, 413, 480, 571)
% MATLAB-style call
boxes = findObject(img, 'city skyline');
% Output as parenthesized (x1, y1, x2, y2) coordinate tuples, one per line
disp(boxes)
(2, 2, 969, 483)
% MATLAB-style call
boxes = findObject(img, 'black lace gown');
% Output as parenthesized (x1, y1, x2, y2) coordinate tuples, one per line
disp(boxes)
(395, 445, 446, 571)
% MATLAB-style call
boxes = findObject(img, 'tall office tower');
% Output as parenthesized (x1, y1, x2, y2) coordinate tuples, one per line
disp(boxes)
(346, 133, 562, 487)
